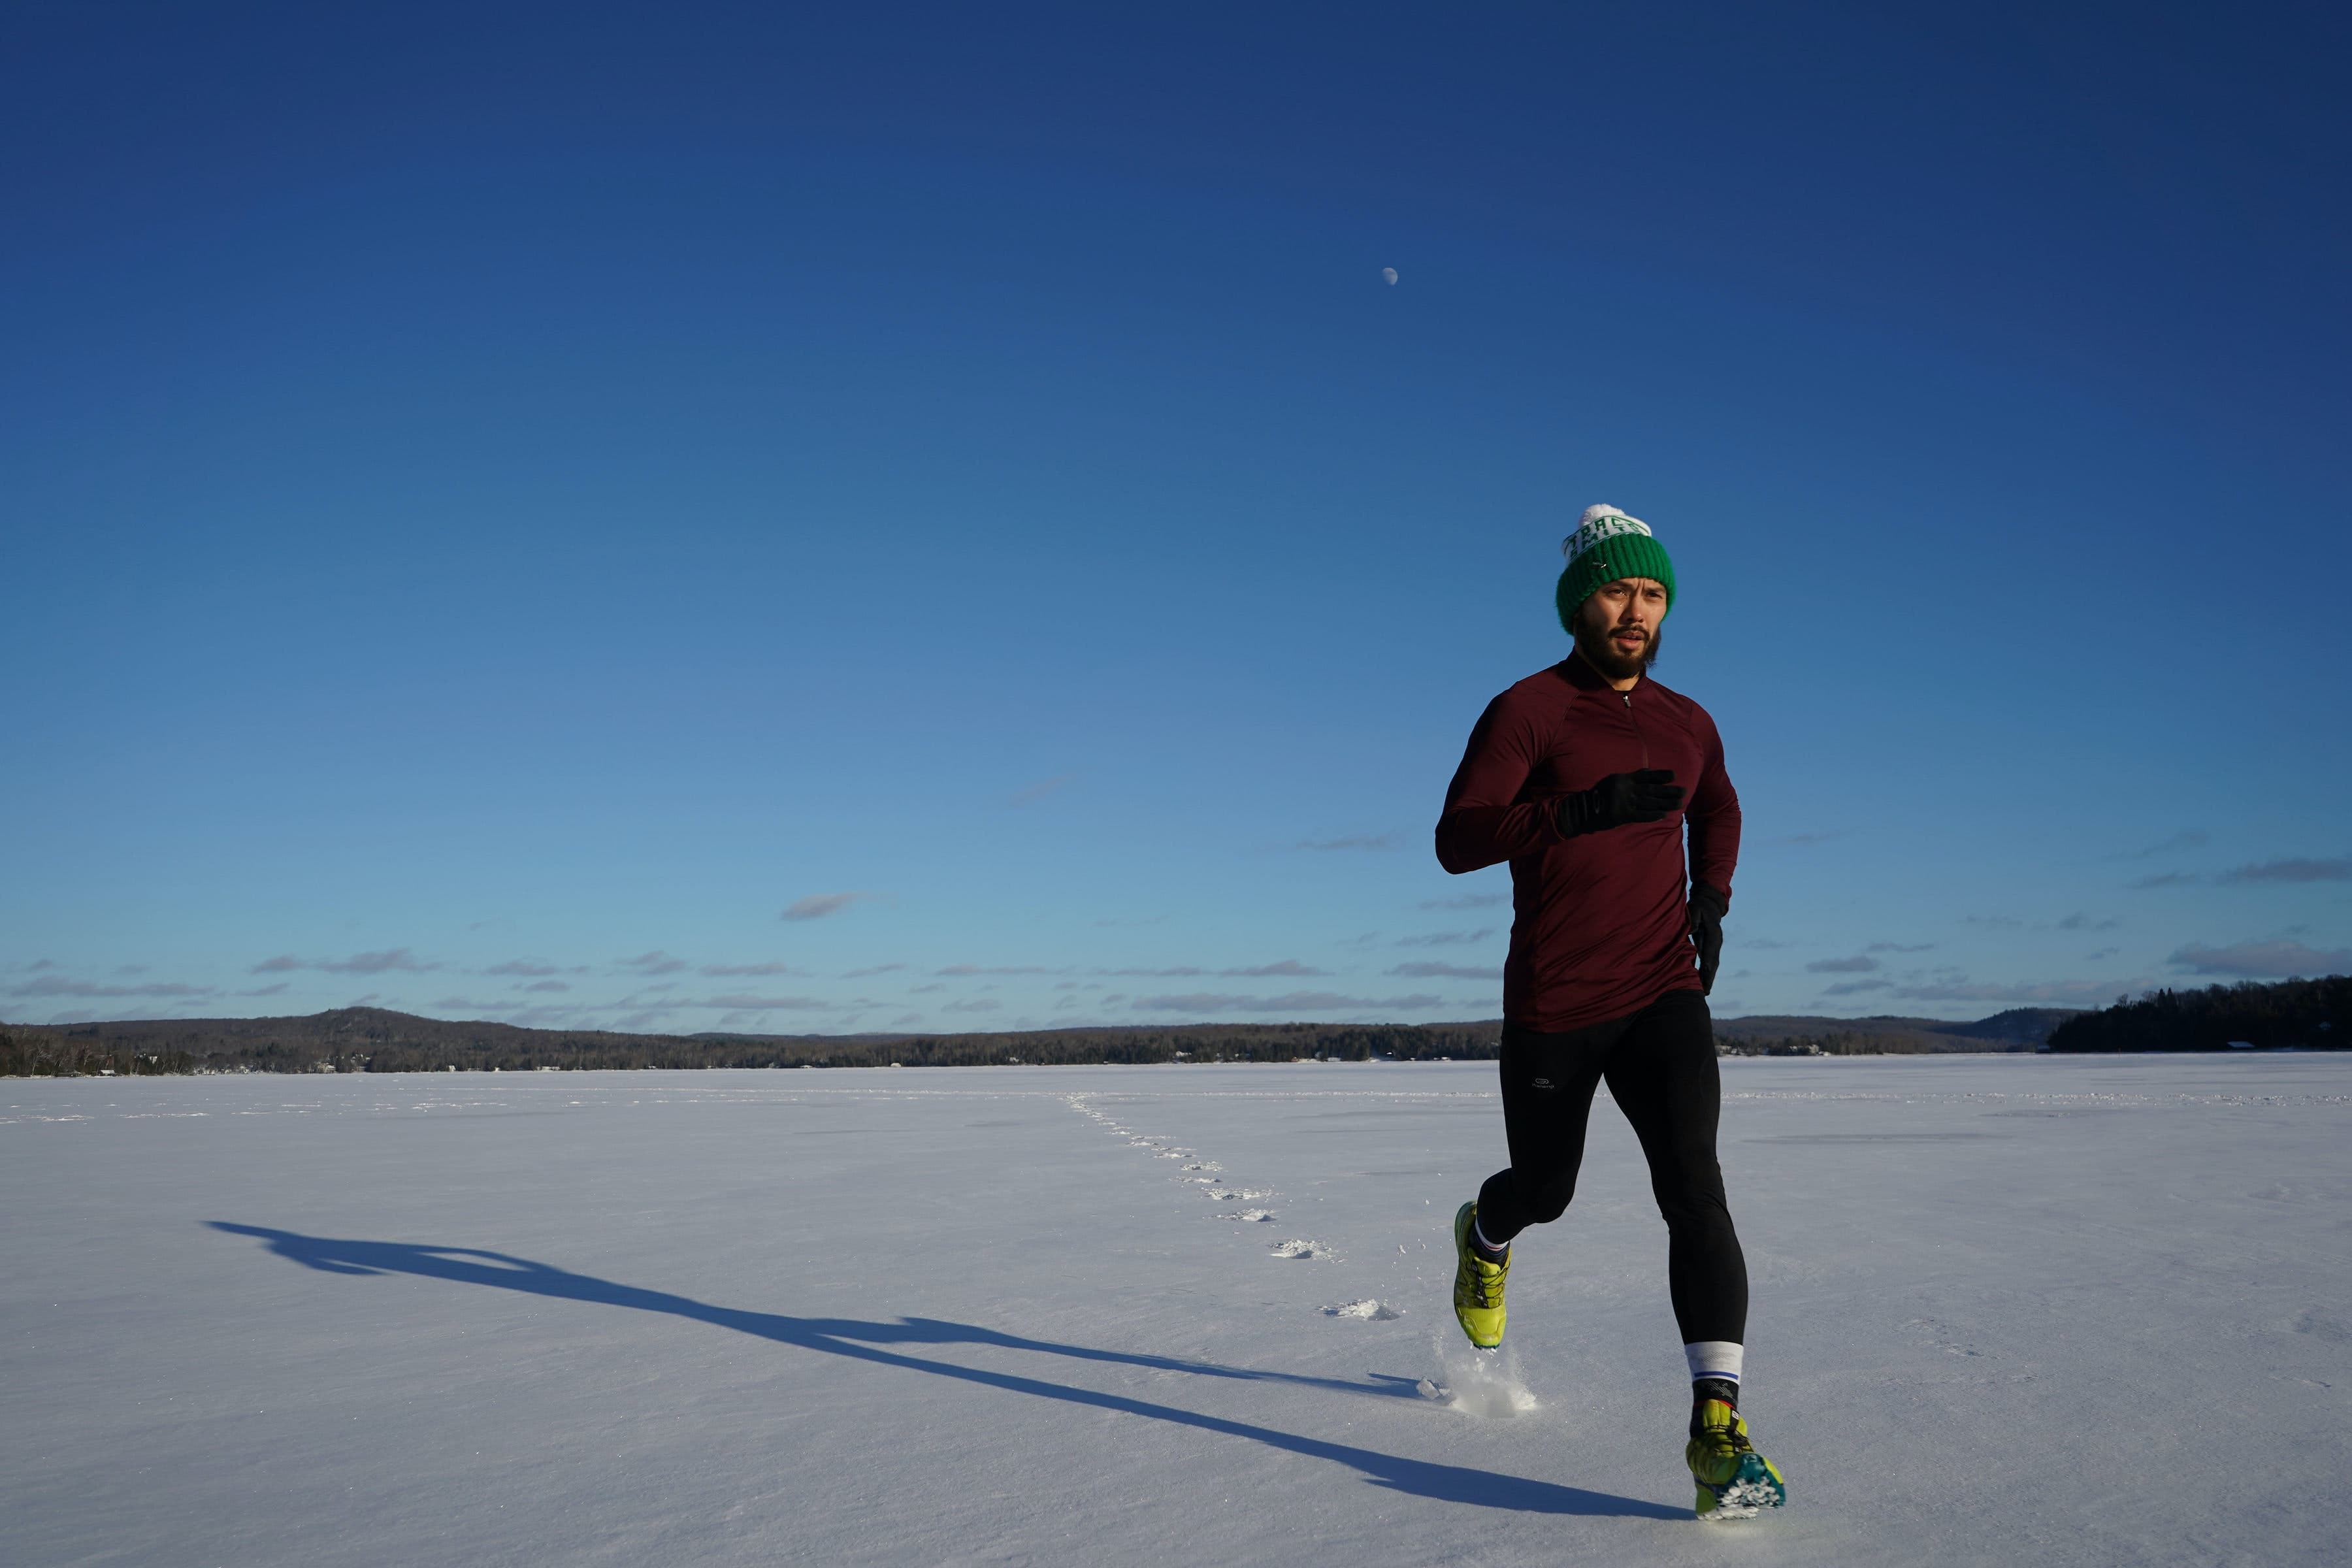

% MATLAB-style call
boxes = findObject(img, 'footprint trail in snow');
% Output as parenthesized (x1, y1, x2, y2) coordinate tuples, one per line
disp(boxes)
(1064, 1094, 1339, 1266)
(1322, 1298, 1403, 1320)
(1064, 1090, 1544, 1408)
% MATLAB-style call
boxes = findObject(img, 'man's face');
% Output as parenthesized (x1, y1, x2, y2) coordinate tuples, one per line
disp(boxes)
(1571, 577, 1668, 679)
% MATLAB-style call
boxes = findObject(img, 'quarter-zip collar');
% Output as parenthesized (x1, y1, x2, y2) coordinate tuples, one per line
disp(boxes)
(1560, 649, 1646, 704)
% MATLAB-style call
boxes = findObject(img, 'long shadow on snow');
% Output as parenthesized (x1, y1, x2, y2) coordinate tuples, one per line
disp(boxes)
(209, 1222, 1680, 1520)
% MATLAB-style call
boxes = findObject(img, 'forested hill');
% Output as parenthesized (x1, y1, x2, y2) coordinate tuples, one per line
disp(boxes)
(2047, 975, 2347, 1052)
(8, 1002, 2090, 1076)
(1710, 1008, 2079, 1056)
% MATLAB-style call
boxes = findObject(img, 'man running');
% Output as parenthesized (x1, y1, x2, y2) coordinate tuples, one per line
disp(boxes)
(1433, 503, 1784, 1519)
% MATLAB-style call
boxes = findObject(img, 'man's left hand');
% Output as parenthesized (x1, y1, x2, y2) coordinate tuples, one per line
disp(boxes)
(1688, 883, 1729, 996)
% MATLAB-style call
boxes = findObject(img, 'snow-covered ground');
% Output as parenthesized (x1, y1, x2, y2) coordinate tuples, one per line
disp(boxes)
(7, 1054, 2347, 1567)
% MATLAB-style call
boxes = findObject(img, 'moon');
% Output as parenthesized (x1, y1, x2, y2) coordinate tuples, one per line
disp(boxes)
(1381, 267, 1398, 286)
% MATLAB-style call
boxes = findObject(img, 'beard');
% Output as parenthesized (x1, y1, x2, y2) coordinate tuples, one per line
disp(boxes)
(1576, 621, 1663, 681)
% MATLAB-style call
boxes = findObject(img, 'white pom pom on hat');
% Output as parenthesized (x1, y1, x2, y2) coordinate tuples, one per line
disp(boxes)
(1556, 501, 1676, 623)
(1561, 503, 1654, 562)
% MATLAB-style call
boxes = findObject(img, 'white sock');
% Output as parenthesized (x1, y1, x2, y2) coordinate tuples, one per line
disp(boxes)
(1684, 1341, 1743, 1385)
(1472, 1216, 1508, 1255)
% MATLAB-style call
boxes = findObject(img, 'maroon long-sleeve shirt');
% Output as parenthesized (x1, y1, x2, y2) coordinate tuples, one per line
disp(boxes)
(1436, 655, 1741, 1033)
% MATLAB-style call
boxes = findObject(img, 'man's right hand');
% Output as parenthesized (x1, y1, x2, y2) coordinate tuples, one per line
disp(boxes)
(1554, 769, 1685, 838)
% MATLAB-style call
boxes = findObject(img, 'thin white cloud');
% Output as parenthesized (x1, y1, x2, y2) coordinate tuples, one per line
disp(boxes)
(2128, 855, 2352, 889)
(2219, 857, 2352, 884)
(1388, 962, 1501, 981)
(2129, 829, 2210, 859)
(1891, 978, 2140, 1005)
(6, 977, 215, 1000)
(251, 949, 436, 975)
(331, 949, 435, 974)
(1396, 929, 1495, 947)
(783, 892, 877, 922)
(2167, 939, 2352, 978)
(1094, 960, 1324, 978)
(1129, 990, 1449, 1014)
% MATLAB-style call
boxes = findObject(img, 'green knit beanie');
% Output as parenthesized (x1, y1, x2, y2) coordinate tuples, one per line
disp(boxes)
(1554, 502, 1676, 633)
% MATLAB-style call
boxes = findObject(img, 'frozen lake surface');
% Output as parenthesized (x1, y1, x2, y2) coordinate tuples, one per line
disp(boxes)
(8, 1054, 2349, 1567)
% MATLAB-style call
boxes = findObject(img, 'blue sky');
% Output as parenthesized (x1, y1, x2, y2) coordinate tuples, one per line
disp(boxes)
(5, 1, 2347, 1034)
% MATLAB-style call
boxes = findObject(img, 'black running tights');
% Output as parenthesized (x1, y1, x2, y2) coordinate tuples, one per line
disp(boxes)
(1474, 987, 1748, 1346)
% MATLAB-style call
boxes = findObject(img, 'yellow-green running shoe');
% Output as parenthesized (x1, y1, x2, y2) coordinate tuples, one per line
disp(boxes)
(1686, 1396, 1786, 1520)
(1449, 1201, 1508, 1348)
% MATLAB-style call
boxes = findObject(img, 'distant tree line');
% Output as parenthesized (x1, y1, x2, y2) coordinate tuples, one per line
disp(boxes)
(861, 1022, 1502, 1068)
(0, 1008, 1505, 1075)
(53, 983, 2333, 1074)
(0, 1031, 198, 1077)
(5, 996, 2144, 1075)
(1710, 1031, 1994, 1056)
(1716, 1036, 1831, 1056)
(2046, 975, 2347, 1053)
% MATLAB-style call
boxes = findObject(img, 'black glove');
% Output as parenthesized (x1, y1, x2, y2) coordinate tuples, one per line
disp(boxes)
(1553, 769, 1684, 838)
(1688, 882, 1728, 996)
